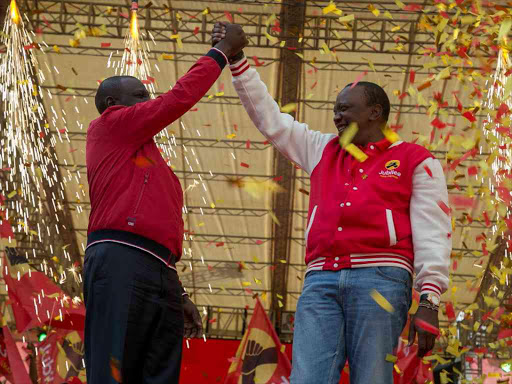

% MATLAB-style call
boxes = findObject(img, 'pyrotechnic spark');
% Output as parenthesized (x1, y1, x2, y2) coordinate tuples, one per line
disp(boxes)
(482, 48, 512, 241)
(0, 1, 74, 286)
(112, 0, 215, 221)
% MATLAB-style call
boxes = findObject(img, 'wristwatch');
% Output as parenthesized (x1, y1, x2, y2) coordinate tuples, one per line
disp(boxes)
(420, 293, 440, 307)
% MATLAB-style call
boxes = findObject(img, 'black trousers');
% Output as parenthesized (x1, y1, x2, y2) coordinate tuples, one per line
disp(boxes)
(84, 242, 184, 384)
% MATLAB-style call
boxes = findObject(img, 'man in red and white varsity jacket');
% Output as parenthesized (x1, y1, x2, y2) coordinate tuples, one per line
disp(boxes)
(216, 19, 451, 384)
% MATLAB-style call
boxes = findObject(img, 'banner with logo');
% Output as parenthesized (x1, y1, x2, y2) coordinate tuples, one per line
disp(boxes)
(224, 298, 291, 384)
(37, 330, 86, 384)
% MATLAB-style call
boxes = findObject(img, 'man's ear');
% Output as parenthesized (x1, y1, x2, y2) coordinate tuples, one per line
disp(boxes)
(106, 96, 116, 108)
(369, 104, 383, 121)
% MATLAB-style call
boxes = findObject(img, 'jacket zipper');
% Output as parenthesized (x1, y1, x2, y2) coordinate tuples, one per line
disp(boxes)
(133, 173, 149, 215)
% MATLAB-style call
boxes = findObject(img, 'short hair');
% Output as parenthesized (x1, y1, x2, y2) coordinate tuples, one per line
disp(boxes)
(95, 76, 135, 114)
(344, 81, 391, 121)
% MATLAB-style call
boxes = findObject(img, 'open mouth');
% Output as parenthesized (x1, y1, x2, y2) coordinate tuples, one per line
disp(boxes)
(336, 124, 348, 134)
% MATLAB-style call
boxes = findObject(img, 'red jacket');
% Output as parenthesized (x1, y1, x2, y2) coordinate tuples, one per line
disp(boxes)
(86, 49, 227, 266)
(230, 57, 451, 301)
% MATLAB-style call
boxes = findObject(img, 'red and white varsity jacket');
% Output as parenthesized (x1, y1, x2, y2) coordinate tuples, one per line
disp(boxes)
(230, 57, 451, 301)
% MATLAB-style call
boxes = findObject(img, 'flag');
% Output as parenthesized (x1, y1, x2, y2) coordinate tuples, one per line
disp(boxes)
(0, 328, 15, 383)
(1, 246, 85, 333)
(2, 326, 31, 383)
(225, 298, 291, 384)
(37, 330, 86, 384)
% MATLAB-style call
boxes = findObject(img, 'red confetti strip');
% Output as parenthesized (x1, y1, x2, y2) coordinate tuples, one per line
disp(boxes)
(483, 211, 491, 227)
(273, 176, 283, 181)
(467, 166, 478, 176)
(255, 240, 264, 245)
(414, 318, 440, 336)
(404, 3, 423, 11)
(449, 148, 478, 170)
(215, 242, 224, 247)
(462, 111, 476, 122)
(120, 12, 129, 18)
(409, 70, 415, 84)
(224, 11, 233, 23)
(101, 42, 112, 48)
(423, 165, 433, 178)
(263, 140, 270, 145)
(58, 128, 66, 133)
(245, 140, 251, 149)
(350, 71, 368, 89)
(437, 201, 451, 216)
(240, 162, 249, 168)
(190, 108, 198, 112)
(193, 26, 200, 35)
(431, 117, 447, 129)
(451, 195, 474, 209)
(445, 302, 456, 322)
(252, 56, 265, 67)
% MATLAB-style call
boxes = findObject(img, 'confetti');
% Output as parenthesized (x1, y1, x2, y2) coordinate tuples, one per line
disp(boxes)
(370, 289, 394, 313)
(414, 318, 440, 336)
(437, 201, 451, 216)
(281, 103, 297, 114)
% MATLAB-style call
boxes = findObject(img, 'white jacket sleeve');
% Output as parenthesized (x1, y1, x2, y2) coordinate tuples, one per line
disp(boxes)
(410, 157, 452, 301)
(230, 57, 336, 175)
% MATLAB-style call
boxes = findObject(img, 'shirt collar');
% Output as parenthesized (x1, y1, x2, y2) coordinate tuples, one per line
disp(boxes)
(358, 138, 392, 152)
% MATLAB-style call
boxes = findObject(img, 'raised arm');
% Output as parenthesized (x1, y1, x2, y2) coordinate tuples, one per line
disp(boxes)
(229, 56, 336, 175)
(104, 25, 248, 147)
(410, 157, 451, 301)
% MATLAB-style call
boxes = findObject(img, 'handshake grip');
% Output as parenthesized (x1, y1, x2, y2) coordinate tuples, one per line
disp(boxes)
(212, 22, 248, 63)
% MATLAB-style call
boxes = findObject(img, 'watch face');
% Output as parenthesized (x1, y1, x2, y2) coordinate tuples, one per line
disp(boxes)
(430, 294, 440, 306)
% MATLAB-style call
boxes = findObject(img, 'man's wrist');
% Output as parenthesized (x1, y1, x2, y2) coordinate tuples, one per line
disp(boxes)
(214, 40, 234, 59)
(229, 51, 245, 64)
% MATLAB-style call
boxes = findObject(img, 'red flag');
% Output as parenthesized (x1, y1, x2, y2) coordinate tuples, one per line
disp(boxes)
(2, 326, 31, 383)
(37, 330, 86, 383)
(2, 247, 85, 333)
(224, 298, 291, 384)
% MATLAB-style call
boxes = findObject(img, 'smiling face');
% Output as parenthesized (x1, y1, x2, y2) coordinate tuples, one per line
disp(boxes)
(333, 84, 387, 146)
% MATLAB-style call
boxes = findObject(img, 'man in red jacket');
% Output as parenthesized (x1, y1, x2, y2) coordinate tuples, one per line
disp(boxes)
(84, 24, 247, 384)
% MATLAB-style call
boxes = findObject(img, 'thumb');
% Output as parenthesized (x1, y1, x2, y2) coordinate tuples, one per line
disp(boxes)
(407, 318, 416, 346)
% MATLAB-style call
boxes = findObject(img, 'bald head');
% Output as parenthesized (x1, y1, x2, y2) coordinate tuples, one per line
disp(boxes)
(95, 76, 150, 114)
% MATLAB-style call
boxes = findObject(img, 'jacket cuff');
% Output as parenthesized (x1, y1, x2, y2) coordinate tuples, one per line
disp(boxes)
(206, 48, 228, 70)
(420, 282, 442, 301)
(230, 56, 250, 77)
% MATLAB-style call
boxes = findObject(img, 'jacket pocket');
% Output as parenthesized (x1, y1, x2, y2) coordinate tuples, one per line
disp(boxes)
(385, 209, 397, 246)
(127, 172, 150, 227)
(305, 205, 318, 248)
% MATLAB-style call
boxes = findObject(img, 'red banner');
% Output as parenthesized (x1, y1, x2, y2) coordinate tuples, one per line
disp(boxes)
(3, 326, 31, 384)
(36, 330, 86, 384)
(224, 298, 291, 384)
(2, 248, 85, 333)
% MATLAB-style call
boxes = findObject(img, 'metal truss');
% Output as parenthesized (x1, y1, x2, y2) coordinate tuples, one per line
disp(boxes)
(56, 163, 488, 196)
(41, 85, 483, 117)
(19, 1, 478, 57)
(38, 45, 465, 75)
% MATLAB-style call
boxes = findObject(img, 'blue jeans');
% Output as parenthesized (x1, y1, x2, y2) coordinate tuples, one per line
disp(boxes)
(290, 267, 412, 384)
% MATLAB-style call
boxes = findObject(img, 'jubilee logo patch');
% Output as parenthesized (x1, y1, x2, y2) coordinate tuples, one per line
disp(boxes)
(379, 160, 401, 179)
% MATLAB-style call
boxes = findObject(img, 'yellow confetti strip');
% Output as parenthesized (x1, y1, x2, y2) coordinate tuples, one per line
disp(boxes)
(385, 354, 397, 363)
(370, 289, 394, 313)
(345, 144, 368, 162)
(339, 122, 359, 148)
(338, 14, 355, 23)
(265, 32, 279, 45)
(280, 103, 297, 113)
(382, 126, 400, 143)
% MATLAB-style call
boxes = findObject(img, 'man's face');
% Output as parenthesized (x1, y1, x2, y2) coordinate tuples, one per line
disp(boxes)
(333, 86, 374, 140)
(111, 77, 150, 108)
